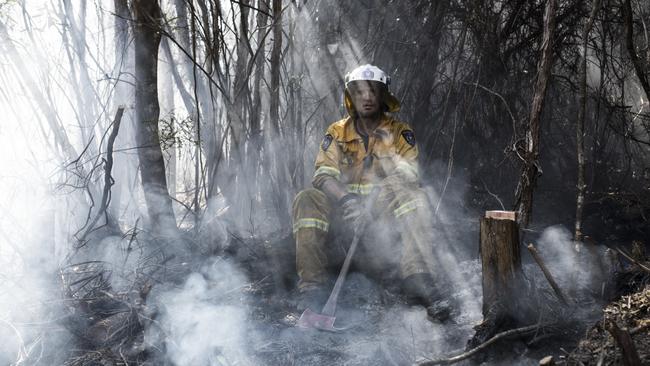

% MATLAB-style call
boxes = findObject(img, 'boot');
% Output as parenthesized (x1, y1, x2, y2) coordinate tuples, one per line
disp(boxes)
(295, 286, 329, 312)
(403, 273, 452, 323)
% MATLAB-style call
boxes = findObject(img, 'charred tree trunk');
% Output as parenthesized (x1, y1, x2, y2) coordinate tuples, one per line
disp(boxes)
(268, 0, 290, 224)
(189, 3, 203, 222)
(170, 0, 197, 114)
(412, 1, 449, 157)
(514, 0, 557, 227)
(269, 0, 282, 138)
(575, 0, 601, 242)
(228, 0, 252, 221)
(200, 1, 225, 204)
(132, 0, 177, 233)
(623, 0, 650, 104)
(249, 0, 269, 190)
(195, 0, 220, 208)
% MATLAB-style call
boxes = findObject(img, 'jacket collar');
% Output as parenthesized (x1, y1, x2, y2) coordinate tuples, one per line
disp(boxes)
(340, 115, 393, 142)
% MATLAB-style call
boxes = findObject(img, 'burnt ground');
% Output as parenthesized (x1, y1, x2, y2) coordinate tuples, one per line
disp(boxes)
(563, 281, 650, 365)
(245, 265, 483, 366)
(22, 229, 647, 366)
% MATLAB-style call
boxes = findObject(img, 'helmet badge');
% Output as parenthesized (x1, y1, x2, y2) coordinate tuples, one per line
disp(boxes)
(362, 69, 374, 79)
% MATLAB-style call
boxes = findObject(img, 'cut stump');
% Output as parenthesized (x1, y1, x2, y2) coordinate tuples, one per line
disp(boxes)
(480, 211, 524, 318)
(468, 211, 530, 350)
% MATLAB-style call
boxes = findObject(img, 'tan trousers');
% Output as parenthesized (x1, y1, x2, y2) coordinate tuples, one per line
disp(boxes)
(292, 185, 437, 291)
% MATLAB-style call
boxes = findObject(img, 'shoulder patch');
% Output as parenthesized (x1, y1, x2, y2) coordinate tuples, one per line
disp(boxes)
(401, 130, 416, 146)
(321, 134, 333, 151)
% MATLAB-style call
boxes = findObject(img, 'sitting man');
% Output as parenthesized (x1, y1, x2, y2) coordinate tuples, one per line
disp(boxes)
(292, 64, 452, 322)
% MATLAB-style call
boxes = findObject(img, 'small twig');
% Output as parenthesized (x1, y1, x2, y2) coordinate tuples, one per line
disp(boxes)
(434, 110, 458, 216)
(615, 247, 650, 273)
(122, 218, 140, 269)
(463, 81, 518, 135)
(416, 323, 548, 365)
(66, 135, 95, 168)
(0, 318, 28, 364)
(480, 178, 505, 210)
(23, 333, 44, 365)
(527, 243, 570, 305)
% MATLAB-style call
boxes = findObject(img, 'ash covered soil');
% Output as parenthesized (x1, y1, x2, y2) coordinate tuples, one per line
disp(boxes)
(247, 266, 649, 366)
(246, 267, 483, 366)
(56, 230, 650, 366)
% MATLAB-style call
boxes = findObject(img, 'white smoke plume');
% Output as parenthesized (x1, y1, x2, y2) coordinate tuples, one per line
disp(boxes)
(532, 225, 613, 300)
(145, 258, 259, 365)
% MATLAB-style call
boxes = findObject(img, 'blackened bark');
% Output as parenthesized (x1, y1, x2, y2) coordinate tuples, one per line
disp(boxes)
(575, 0, 601, 242)
(413, 1, 449, 152)
(250, 0, 269, 173)
(132, 0, 177, 231)
(268, 0, 290, 223)
(479, 216, 524, 318)
(623, 0, 650, 104)
(270, 0, 282, 137)
(114, 0, 129, 59)
(514, 0, 557, 227)
(468, 214, 534, 349)
(228, 0, 252, 216)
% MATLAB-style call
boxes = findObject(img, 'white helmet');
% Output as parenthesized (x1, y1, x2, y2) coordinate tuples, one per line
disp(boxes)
(343, 64, 400, 114)
(345, 64, 391, 87)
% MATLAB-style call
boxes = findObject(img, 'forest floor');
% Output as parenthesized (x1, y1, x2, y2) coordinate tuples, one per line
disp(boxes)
(53, 231, 650, 366)
(563, 282, 650, 365)
(245, 263, 483, 366)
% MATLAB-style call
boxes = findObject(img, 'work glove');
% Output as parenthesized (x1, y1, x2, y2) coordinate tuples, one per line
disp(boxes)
(338, 193, 367, 233)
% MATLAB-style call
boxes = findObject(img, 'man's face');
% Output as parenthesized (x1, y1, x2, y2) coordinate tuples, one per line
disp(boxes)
(348, 81, 383, 118)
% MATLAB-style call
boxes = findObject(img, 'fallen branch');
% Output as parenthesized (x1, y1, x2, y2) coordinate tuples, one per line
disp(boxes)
(416, 323, 547, 365)
(527, 243, 569, 305)
(606, 321, 641, 366)
(615, 247, 650, 273)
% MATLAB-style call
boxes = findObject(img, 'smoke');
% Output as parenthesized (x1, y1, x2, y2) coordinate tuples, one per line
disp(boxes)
(145, 258, 259, 366)
(0, 23, 76, 358)
(0, 192, 72, 364)
(0, 1, 625, 365)
(532, 225, 613, 300)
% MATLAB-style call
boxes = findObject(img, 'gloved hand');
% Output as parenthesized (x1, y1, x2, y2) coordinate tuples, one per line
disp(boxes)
(338, 193, 367, 232)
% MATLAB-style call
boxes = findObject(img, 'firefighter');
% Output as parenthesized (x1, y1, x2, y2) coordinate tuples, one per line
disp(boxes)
(292, 64, 452, 322)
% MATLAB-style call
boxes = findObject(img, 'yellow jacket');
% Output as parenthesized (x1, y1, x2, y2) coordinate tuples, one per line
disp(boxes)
(312, 114, 420, 195)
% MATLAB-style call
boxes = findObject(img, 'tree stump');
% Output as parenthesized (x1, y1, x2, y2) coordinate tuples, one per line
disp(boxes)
(480, 211, 523, 318)
(468, 211, 529, 349)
